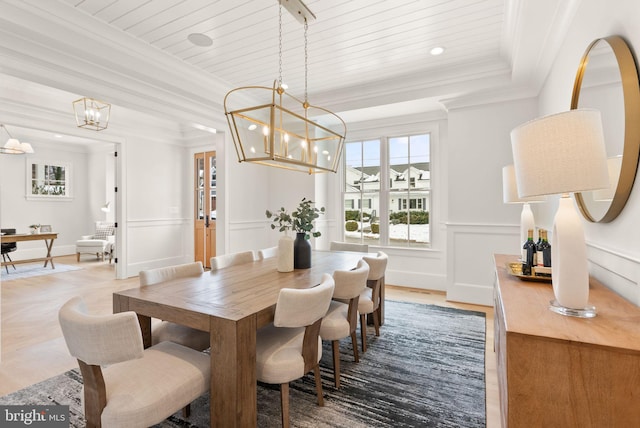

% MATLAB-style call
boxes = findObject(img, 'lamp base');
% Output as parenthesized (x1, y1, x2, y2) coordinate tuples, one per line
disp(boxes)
(548, 299, 597, 318)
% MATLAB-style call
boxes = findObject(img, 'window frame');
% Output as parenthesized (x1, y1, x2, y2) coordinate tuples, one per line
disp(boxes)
(341, 132, 432, 249)
(26, 158, 73, 200)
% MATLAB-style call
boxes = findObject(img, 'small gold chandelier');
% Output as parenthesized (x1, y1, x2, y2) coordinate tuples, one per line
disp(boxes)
(224, 0, 346, 174)
(73, 97, 111, 131)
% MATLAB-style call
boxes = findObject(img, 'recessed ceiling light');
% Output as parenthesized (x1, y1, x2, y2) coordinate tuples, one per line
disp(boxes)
(54, 134, 63, 138)
(430, 46, 445, 56)
(188, 33, 213, 47)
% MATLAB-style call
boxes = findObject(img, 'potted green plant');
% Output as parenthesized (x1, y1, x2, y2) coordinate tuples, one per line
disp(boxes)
(292, 198, 325, 268)
(291, 197, 325, 240)
(266, 198, 325, 269)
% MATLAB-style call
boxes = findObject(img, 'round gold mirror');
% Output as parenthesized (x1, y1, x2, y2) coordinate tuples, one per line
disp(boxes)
(573, 36, 640, 223)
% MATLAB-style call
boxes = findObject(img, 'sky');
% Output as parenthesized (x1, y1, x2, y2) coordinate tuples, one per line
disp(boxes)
(345, 134, 430, 167)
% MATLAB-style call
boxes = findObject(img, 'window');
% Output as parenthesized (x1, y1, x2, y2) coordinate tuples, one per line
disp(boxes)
(342, 134, 430, 248)
(27, 160, 72, 199)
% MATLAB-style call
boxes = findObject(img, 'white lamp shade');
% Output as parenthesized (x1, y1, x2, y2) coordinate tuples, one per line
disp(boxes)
(511, 109, 609, 198)
(502, 165, 546, 203)
(4, 138, 22, 151)
(20, 142, 34, 154)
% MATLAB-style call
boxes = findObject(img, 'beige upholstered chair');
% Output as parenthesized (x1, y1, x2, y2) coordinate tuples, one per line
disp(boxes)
(76, 221, 115, 263)
(329, 241, 369, 253)
(139, 261, 209, 351)
(257, 246, 278, 260)
(319, 259, 369, 388)
(256, 274, 335, 428)
(58, 296, 210, 428)
(358, 251, 388, 352)
(210, 250, 255, 271)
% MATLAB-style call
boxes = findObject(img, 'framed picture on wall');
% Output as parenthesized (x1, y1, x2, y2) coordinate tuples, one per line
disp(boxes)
(26, 159, 73, 200)
(40, 225, 52, 233)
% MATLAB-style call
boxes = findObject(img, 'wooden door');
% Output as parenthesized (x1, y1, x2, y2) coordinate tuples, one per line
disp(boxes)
(194, 151, 216, 268)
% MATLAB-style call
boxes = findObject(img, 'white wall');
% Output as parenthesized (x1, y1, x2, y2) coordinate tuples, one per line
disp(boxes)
(537, 0, 640, 305)
(0, 143, 93, 258)
(446, 97, 540, 305)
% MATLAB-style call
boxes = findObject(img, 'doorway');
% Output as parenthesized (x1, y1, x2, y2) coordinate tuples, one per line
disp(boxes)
(194, 151, 216, 268)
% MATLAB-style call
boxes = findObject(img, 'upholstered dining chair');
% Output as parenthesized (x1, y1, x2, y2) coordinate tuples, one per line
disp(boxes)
(256, 274, 335, 428)
(210, 250, 255, 271)
(257, 246, 278, 260)
(329, 241, 369, 253)
(139, 261, 209, 351)
(319, 259, 369, 388)
(1, 228, 17, 274)
(58, 296, 210, 428)
(358, 251, 388, 352)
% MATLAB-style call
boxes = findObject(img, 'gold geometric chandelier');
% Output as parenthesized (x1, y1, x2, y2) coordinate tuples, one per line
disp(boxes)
(72, 97, 111, 131)
(224, 0, 346, 174)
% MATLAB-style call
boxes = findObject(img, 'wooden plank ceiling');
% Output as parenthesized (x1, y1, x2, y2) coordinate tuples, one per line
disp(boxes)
(60, 0, 506, 104)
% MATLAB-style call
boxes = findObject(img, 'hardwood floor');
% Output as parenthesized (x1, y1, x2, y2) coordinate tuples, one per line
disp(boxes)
(0, 255, 498, 427)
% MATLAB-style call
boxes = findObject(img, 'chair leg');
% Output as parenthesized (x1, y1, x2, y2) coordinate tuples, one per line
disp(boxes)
(313, 365, 324, 406)
(182, 403, 191, 418)
(76, 252, 80, 262)
(3, 253, 16, 273)
(373, 308, 381, 336)
(331, 340, 341, 388)
(280, 383, 290, 428)
(350, 331, 359, 363)
(2, 254, 8, 274)
(360, 313, 368, 353)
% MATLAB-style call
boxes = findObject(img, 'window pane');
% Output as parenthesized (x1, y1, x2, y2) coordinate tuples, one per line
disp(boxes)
(343, 140, 381, 245)
(342, 134, 430, 248)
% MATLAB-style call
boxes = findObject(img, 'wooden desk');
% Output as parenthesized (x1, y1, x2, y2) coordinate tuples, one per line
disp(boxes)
(493, 254, 640, 427)
(1, 232, 58, 269)
(113, 250, 367, 427)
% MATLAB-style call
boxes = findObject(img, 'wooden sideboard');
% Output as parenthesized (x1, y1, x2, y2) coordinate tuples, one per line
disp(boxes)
(493, 254, 640, 427)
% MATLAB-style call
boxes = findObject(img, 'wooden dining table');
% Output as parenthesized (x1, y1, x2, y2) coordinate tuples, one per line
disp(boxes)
(112, 250, 368, 427)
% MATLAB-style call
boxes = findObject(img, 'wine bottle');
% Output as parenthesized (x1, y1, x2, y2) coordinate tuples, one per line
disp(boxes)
(521, 229, 537, 276)
(540, 229, 551, 267)
(536, 229, 545, 267)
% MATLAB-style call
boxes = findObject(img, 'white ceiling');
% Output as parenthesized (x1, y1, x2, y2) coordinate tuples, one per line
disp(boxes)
(0, 0, 580, 134)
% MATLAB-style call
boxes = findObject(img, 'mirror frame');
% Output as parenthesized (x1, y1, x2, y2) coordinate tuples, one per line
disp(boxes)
(572, 35, 640, 223)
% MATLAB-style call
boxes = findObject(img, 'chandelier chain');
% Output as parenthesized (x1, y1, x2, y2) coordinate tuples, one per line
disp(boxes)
(278, 3, 283, 87)
(304, 18, 308, 102)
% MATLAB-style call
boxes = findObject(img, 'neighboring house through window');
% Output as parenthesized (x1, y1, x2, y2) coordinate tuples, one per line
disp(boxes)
(342, 133, 430, 248)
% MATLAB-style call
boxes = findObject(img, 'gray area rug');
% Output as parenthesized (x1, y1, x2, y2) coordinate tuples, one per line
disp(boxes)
(0, 263, 82, 281)
(0, 301, 486, 427)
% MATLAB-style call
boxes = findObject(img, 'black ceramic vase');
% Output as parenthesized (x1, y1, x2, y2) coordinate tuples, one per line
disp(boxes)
(293, 232, 311, 269)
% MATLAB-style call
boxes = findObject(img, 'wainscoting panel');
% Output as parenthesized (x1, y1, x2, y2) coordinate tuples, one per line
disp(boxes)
(588, 243, 640, 306)
(228, 220, 274, 254)
(125, 218, 191, 277)
(447, 223, 521, 306)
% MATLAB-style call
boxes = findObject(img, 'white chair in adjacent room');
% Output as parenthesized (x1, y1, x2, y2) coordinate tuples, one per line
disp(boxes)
(58, 296, 210, 428)
(329, 241, 369, 253)
(75, 221, 115, 263)
(319, 259, 369, 388)
(358, 251, 388, 352)
(210, 250, 255, 271)
(256, 274, 335, 428)
(139, 261, 209, 351)
(257, 246, 278, 260)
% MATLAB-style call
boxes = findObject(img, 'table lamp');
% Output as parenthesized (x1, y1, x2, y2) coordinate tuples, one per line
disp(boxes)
(511, 109, 609, 318)
(502, 164, 546, 258)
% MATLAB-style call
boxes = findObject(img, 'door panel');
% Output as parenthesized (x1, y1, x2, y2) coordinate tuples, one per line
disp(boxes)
(194, 151, 216, 268)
